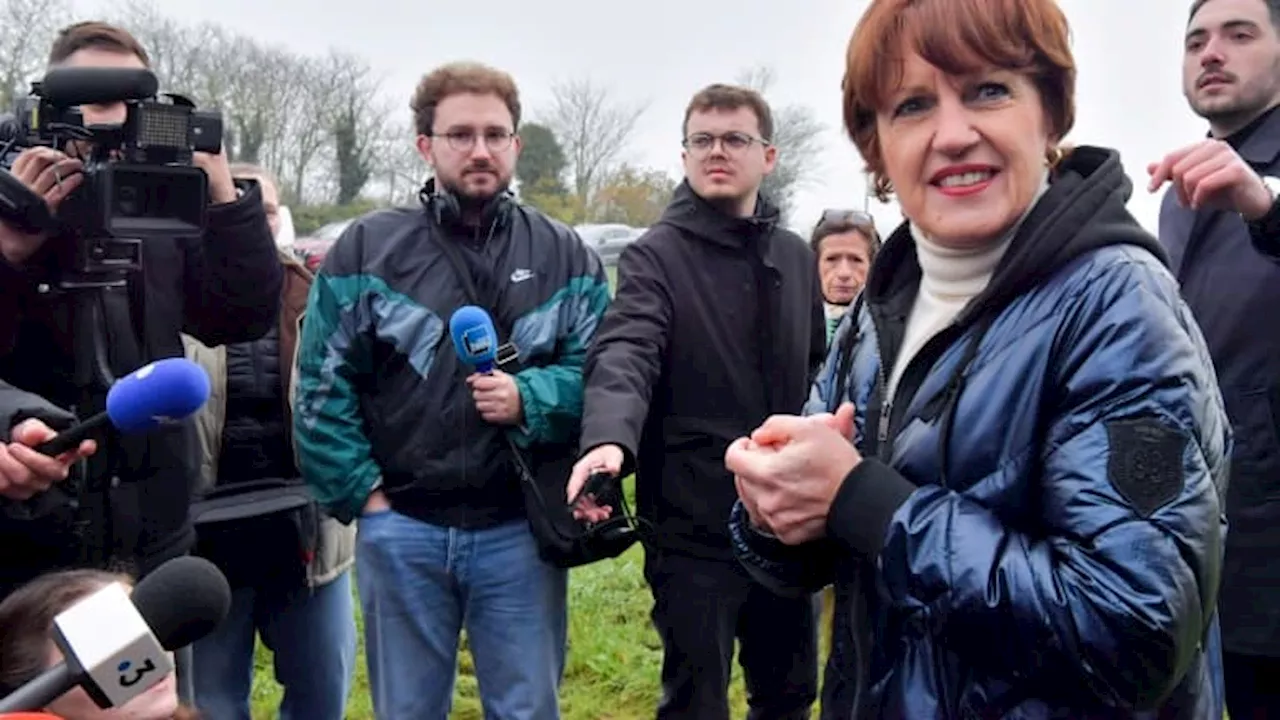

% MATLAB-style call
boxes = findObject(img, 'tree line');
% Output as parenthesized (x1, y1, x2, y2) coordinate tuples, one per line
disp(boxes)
(0, 0, 825, 232)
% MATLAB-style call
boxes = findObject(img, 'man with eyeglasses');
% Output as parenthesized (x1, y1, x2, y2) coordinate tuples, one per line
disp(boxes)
(567, 83, 825, 719)
(293, 61, 609, 720)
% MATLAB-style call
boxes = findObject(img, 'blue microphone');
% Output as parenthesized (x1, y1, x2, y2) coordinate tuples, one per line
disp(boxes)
(449, 305, 499, 374)
(33, 358, 212, 456)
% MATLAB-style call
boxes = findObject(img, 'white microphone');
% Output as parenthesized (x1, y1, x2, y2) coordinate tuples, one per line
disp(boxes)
(0, 556, 231, 712)
(58, 581, 172, 707)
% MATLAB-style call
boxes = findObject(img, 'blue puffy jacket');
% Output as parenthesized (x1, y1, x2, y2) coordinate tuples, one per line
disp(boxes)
(731, 146, 1229, 718)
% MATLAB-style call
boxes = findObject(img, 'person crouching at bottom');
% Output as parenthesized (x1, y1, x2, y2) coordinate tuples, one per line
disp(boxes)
(0, 568, 200, 720)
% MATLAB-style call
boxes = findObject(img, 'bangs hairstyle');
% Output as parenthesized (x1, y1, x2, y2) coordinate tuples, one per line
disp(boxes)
(842, 0, 1076, 187)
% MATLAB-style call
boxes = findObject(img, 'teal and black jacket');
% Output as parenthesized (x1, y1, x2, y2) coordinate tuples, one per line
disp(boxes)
(292, 201, 610, 527)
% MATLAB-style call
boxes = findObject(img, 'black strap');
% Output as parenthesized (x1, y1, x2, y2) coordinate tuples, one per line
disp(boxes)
(831, 293, 865, 409)
(430, 221, 555, 516)
(432, 230, 524, 374)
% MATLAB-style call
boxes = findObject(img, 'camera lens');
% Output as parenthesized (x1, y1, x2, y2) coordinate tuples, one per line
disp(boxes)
(116, 186, 139, 217)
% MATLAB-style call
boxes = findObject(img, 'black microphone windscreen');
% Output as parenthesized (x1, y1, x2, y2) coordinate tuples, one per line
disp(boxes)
(130, 556, 230, 650)
(39, 67, 158, 108)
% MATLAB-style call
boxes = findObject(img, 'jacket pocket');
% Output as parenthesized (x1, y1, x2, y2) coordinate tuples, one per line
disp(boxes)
(1223, 386, 1280, 504)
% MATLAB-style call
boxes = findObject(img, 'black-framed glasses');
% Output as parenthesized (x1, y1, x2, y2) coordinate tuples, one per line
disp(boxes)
(682, 131, 769, 154)
(431, 128, 515, 153)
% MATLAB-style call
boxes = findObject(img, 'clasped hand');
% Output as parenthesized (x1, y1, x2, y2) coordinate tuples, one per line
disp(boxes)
(726, 402, 861, 545)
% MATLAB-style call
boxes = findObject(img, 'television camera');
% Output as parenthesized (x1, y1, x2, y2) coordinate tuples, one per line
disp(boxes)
(0, 66, 224, 396)
(0, 65, 223, 290)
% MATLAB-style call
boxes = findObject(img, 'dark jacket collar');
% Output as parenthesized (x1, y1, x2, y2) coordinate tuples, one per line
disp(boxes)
(1231, 104, 1280, 167)
(655, 180, 782, 261)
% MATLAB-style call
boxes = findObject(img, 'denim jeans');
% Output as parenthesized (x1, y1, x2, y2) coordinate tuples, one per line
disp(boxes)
(355, 510, 568, 720)
(190, 570, 357, 720)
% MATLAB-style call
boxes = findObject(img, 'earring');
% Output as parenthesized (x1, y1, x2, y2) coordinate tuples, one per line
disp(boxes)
(873, 175, 894, 202)
(1045, 145, 1065, 169)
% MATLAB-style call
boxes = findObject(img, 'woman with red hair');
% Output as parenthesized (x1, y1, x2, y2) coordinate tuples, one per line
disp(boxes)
(727, 0, 1228, 717)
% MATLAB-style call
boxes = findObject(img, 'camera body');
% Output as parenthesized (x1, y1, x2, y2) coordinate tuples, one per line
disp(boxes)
(0, 66, 223, 285)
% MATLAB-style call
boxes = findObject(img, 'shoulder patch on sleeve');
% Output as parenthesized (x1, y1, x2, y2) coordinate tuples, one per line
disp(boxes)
(1105, 417, 1187, 517)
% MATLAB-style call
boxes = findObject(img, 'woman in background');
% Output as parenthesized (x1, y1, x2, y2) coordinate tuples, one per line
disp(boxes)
(810, 210, 880, 344)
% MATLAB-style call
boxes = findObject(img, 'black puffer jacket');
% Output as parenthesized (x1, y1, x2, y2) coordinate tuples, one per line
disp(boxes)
(218, 325, 295, 484)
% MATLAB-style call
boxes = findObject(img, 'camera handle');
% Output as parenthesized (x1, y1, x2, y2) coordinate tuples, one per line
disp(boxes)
(0, 169, 57, 236)
(53, 272, 135, 570)
(54, 233, 144, 393)
(62, 283, 118, 391)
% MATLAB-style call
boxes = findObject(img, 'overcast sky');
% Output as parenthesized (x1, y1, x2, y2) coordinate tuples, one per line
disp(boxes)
(74, 0, 1203, 235)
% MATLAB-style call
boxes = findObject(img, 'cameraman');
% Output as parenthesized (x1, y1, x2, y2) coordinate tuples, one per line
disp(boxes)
(0, 20, 282, 601)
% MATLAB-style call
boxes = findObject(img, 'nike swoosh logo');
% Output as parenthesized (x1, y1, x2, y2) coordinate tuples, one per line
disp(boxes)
(510, 269, 534, 283)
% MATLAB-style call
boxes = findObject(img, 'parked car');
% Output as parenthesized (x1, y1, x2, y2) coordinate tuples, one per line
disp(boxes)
(293, 218, 353, 272)
(576, 223, 643, 266)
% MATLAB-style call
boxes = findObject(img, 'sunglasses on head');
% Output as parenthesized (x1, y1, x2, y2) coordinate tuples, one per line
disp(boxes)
(819, 208, 875, 226)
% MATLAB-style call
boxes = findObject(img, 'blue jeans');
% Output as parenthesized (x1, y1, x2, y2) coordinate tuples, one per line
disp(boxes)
(356, 510, 568, 720)
(190, 570, 357, 720)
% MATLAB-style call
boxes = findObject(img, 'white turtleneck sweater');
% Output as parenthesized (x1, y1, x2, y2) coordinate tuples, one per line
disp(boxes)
(885, 176, 1050, 401)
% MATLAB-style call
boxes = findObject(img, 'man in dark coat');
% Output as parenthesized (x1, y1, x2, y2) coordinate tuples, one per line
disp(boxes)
(1152, 0, 1280, 715)
(568, 83, 827, 719)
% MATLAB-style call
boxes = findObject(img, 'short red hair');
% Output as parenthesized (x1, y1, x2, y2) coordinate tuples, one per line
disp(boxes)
(842, 0, 1076, 193)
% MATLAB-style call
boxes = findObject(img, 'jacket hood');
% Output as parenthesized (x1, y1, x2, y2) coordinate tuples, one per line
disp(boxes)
(656, 179, 782, 251)
(866, 145, 1168, 323)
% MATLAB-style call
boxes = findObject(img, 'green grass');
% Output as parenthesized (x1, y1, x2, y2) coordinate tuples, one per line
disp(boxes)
(247, 477, 834, 719)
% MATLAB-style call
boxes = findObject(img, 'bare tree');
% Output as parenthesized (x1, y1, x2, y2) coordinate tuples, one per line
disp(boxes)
(328, 53, 387, 204)
(544, 78, 645, 207)
(369, 122, 425, 206)
(2, 0, 417, 210)
(111, 0, 204, 92)
(271, 53, 343, 203)
(0, 0, 72, 107)
(111, 3, 301, 186)
(223, 40, 300, 165)
(737, 65, 826, 223)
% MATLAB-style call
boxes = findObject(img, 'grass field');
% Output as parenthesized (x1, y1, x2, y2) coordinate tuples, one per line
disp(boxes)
(246, 482, 825, 719)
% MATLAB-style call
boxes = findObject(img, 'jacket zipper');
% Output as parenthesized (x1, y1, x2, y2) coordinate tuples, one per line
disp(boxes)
(870, 312, 965, 469)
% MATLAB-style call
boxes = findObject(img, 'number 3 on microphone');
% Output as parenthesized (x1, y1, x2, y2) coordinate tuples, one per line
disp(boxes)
(116, 657, 158, 688)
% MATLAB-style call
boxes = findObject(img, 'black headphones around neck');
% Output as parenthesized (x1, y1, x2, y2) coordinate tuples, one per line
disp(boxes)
(419, 176, 515, 230)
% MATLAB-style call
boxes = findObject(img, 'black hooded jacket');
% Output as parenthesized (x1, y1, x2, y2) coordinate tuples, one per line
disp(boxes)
(580, 181, 827, 560)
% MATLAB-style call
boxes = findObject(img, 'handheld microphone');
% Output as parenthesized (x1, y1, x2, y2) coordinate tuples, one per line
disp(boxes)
(38, 67, 159, 108)
(34, 358, 211, 457)
(449, 305, 499, 374)
(0, 556, 231, 713)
